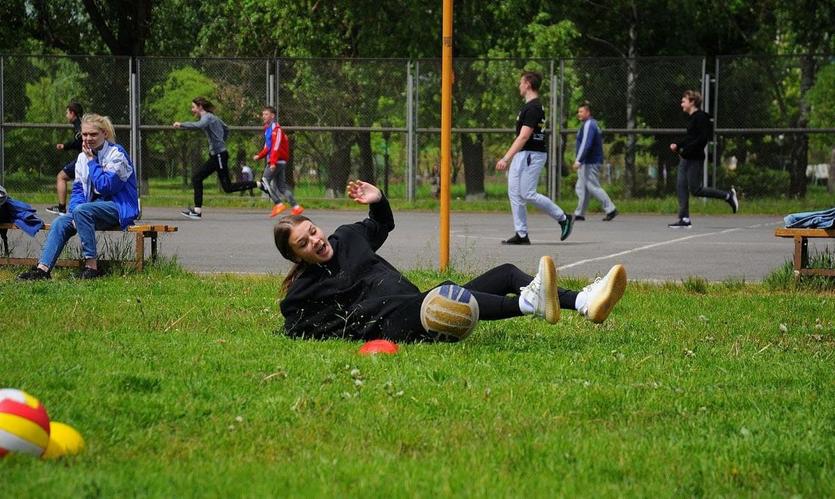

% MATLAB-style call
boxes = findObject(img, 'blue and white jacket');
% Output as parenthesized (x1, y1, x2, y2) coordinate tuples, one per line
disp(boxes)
(575, 118, 604, 165)
(69, 141, 139, 229)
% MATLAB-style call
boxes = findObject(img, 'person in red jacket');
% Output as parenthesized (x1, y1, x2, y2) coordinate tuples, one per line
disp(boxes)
(253, 106, 303, 218)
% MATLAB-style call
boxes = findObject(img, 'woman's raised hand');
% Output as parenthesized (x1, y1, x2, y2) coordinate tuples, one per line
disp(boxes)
(347, 180, 382, 205)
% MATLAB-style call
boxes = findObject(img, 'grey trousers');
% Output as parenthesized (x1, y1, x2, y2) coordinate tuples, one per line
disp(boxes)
(574, 163, 615, 216)
(507, 151, 565, 236)
(262, 161, 297, 206)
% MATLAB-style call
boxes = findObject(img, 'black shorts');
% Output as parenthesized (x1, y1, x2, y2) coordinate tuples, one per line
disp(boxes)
(61, 160, 76, 178)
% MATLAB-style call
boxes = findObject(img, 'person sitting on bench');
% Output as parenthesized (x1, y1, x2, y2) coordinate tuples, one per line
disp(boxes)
(18, 113, 138, 280)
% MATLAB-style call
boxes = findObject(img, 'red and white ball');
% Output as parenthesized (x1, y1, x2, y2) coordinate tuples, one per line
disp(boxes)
(0, 388, 51, 458)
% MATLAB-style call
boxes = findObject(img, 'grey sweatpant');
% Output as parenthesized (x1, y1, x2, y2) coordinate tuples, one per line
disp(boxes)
(262, 161, 297, 206)
(574, 163, 616, 216)
(507, 150, 565, 236)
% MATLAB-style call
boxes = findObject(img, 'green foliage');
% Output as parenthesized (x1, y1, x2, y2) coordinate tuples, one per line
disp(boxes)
(807, 62, 835, 155)
(727, 164, 792, 198)
(147, 67, 217, 123)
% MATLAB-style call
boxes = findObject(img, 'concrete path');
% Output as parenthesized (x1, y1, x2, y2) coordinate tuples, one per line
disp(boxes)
(12, 205, 822, 282)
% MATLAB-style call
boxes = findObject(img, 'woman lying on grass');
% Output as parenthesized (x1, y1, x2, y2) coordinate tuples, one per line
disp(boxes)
(18, 114, 138, 281)
(274, 180, 627, 342)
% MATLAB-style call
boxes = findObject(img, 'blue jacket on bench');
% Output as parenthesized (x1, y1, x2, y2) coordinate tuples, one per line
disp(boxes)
(69, 141, 139, 229)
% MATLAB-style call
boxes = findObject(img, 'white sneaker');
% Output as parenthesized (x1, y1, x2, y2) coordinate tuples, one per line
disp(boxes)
(519, 256, 559, 324)
(580, 264, 627, 323)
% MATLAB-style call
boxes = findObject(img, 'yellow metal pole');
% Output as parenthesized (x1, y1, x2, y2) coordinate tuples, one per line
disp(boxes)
(439, 0, 452, 271)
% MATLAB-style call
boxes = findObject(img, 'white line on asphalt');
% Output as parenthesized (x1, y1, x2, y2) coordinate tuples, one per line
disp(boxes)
(556, 221, 781, 270)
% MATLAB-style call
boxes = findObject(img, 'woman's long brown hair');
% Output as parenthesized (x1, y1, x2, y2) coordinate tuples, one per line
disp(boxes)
(274, 214, 312, 292)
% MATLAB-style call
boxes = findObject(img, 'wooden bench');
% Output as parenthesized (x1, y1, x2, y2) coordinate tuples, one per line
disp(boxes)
(774, 227, 835, 278)
(0, 223, 177, 271)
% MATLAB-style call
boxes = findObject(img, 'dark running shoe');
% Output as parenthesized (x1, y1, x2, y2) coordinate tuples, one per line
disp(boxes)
(602, 209, 618, 222)
(727, 187, 739, 214)
(668, 219, 692, 229)
(17, 266, 51, 281)
(574, 215, 586, 221)
(79, 267, 101, 279)
(559, 215, 574, 241)
(181, 207, 202, 220)
(45, 205, 66, 215)
(502, 234, 530, 245)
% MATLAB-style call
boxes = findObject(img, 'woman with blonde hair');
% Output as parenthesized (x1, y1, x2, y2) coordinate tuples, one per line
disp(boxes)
(18, 113, 139, 280)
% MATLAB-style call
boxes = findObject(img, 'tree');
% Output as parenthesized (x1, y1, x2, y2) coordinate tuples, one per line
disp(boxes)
(81, 0, 154, 56)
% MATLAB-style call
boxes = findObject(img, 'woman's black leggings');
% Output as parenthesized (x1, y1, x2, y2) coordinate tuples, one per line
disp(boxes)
(193, 151, 258, 207)
(463, 263, 578, 320)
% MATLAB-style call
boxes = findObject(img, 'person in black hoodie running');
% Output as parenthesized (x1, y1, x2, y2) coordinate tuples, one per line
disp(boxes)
(274, 180, 627, 343)
(669, 90, 738, 228)
(46, 102, 84, 215)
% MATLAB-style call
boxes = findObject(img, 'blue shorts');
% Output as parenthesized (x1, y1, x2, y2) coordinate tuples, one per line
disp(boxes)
(61, 160, 76, 178)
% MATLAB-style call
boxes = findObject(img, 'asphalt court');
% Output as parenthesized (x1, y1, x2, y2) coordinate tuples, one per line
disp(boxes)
(11, 205, 829, 282)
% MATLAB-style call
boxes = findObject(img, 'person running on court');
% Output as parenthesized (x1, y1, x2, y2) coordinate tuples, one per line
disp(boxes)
(46, 102, 84, 215)
(573, 101, 617, 222)
(274, 180, 626, 342)
(496, 71, 572, 245)
(173, 97, 257, 220)
(17, 114, 138, 280)
(253, 106, 303, 218)
(669, 90, 738, 228)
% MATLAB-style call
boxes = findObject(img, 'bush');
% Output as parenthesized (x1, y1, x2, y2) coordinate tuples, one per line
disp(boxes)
(726, 164, 791, 198)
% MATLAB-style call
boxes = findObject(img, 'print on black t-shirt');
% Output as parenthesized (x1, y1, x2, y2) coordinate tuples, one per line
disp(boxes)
(516, 98, 547, 153)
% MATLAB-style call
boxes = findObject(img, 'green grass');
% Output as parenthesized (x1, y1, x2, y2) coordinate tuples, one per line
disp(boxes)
(13, 178, 835, 215)
(1, 264, 834, 496)
(764, 246, 835, 292)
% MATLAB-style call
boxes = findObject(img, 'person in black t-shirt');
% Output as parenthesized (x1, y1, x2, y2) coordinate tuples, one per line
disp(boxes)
(496, 71, 572, 244)
(668, 90, 738, 228)
(274, 180, 627, 343)
(46, 102, 84, 215)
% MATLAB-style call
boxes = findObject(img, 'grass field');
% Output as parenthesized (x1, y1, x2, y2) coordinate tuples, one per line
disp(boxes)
(2, 264, 834, 497)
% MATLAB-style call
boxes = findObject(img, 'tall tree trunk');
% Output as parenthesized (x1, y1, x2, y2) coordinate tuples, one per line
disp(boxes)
(624, 22, 638, 197)
(789, 55, 815, 197)
(460, 133, 485, 199)
(328, 131, 352, 197)
(356, 131, 375, 183)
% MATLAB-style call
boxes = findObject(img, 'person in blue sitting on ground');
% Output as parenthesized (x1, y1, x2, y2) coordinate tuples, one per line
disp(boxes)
(274, 180, 628, 343)
(17, 113, 138, 280)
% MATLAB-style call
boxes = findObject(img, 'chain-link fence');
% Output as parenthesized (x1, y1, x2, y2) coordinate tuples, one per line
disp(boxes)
(1, 55, 833, 203)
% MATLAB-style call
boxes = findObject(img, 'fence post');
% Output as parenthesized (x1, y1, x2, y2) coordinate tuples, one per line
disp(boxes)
(0, 56, 4, 186)
(700, 58, 709, 196)
(267, 59, 274, 107)
(274, 57, 281, 116)
(406, 60, 416, 202)
(130, 57, 142, 206)
(557, 58, 565, 201)
(549, 59, 558, 200)
(713, 57, 720, 189)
